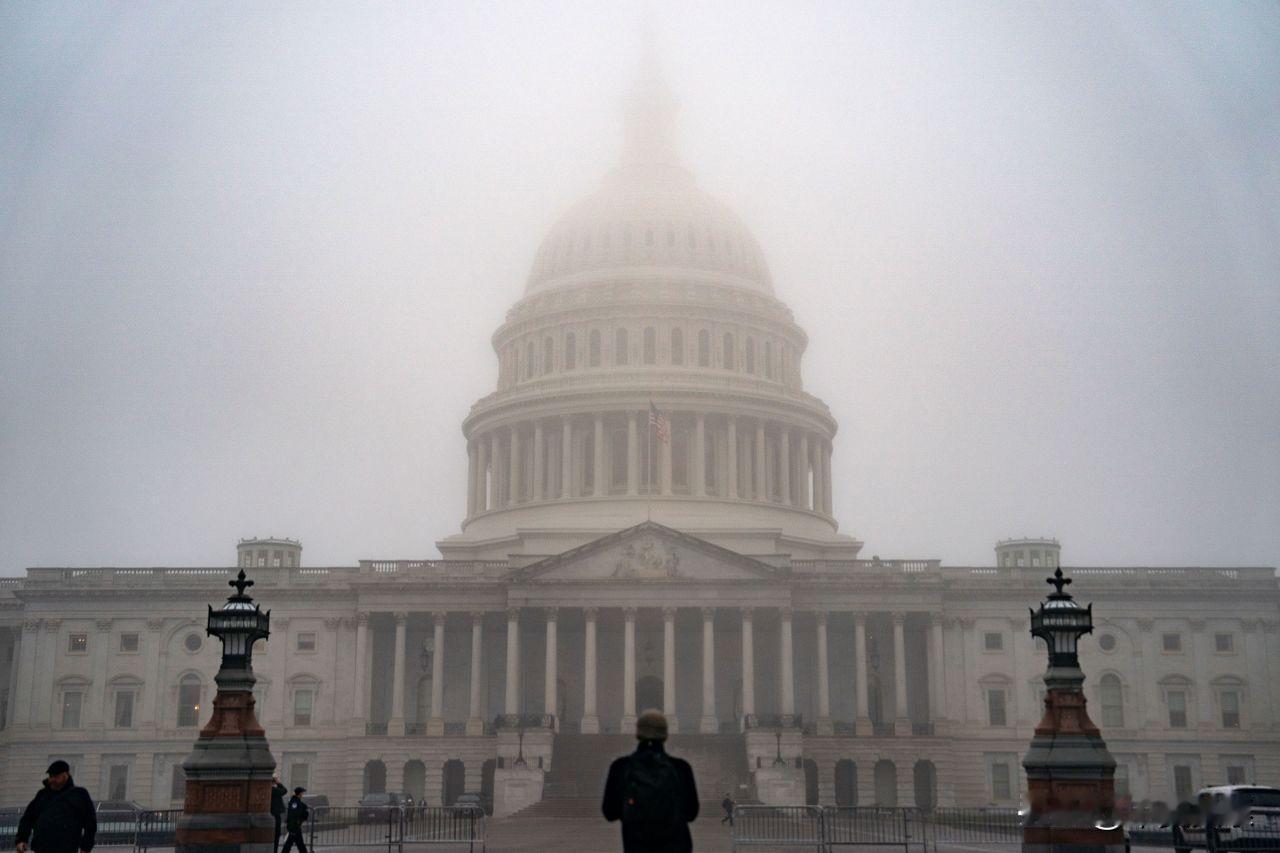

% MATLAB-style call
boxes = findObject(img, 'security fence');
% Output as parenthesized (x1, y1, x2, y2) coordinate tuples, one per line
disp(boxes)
(732, 806, 1023, 853)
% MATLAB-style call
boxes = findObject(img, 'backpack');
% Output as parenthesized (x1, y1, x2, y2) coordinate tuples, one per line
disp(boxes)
(622, 750, 683, 845)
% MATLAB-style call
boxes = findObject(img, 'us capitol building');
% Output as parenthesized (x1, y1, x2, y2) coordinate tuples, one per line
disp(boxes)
(2, 66, 1277, 816)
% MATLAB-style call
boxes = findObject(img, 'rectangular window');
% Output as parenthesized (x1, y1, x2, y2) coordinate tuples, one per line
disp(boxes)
(291, 763, 311, 791)
(1163, 633, 1182, 652)
(1221, 691, 1241, 728)
(1115, 764, 1131, 799)
(1174, 765, 1194, 804)
(1227, 765, 1248, 786)
(991, 763, 1011, 801)
(296, 632, 317, 653)
(119, 633, 139, 653)
(114, 690, 135, 728)
(171, 764, 187, 803)
(988, 689, 1008, 727)
(178, 682, 201, 727)
(1168, 690, 1187, 728)
(984, 632, 1004, 651)
(1215, 633, 1235, 653)
(108, 764, 129, 801)
(293, 689, 314, 727)
(61, 691, 83, 729)
(68, 633, 88, 654)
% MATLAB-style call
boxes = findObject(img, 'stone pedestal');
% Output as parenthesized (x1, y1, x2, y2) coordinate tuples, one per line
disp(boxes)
(855, 717, 873, 737)
(815, 717, 834, 735)
(493, 766, 545, 818)
(754, 767, 804, 806)
(579, 714, 600, 734)
(427, 717, 445, 736)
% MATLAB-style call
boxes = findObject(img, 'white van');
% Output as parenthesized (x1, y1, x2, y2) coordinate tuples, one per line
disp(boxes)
(1174, 786, 1280, 853)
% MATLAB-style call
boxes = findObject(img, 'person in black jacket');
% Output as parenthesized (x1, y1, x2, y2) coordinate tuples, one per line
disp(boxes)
(280, 786, 310, 853)
(16, 760, 97, 853)
(270, 776, 288, 852)
(602, 709, 699, 853)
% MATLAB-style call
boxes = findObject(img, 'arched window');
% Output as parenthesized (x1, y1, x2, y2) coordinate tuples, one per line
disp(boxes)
(363, 760, 387, 795)
(722, 333, 735, 370)
(1099, 674, 1124, 728)
(914, 760, 938, 811)
(745, 337, 756, 374)
(835, 760, 857, 807)
(564, 333, 577, 370)
(615, 328, 629, 366)
(404, 760, 426, 804)
(525, 342, 535, 379)
(543, 337, 553, 374)
(177, 674, 202, 727)
(588, 330, 601, 367)
(698, 330, 710, 367)
(670, 328, 684, 365)
(643, 327, 656, 365)
(874, 760, 898, 807)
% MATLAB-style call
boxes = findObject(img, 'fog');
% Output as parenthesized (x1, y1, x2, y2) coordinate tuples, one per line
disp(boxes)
(1, 1, 1277, 572)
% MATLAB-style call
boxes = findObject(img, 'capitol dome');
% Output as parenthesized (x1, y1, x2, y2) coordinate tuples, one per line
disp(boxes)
(438, 62, 861, 563)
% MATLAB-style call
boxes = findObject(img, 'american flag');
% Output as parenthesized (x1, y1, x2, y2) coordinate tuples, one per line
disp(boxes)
(648, 401, 670, 444)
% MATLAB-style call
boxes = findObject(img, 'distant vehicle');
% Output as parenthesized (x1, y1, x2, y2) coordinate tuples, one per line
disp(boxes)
(453, 792, 486, 815)
(357, 792, 409, 823)
(1173, 786, 1280, 853)
(302, 794, 341, 829)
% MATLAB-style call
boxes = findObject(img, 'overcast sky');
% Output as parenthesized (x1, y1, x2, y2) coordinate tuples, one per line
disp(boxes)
(2, 1, 1277, 573)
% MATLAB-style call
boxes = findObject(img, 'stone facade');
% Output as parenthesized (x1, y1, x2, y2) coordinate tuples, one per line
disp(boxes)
(1, 62, 1276, 814)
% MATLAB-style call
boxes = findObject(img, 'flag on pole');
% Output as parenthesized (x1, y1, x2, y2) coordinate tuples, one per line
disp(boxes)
(648, 401, 670, 444)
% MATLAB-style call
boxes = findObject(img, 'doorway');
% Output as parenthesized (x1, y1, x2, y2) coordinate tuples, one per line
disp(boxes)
(636, 675, 663, 712)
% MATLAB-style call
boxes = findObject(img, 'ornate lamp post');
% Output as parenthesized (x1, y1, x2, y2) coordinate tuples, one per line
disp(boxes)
(175, 570, 277, 852)
(1022, 568, 1123, 853)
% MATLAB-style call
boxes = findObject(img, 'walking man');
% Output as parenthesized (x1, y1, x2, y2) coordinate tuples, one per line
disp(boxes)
(16, 760, 96, 853)
(270, 775, 288, 851)
(280, 786, 310, 853)
(602, 708, 699, 853)
(721, 792, 735, 826)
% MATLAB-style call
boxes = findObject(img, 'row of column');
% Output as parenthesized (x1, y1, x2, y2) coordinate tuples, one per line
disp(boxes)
(353, 608, 942, 735)
(466, 413, 833, 516)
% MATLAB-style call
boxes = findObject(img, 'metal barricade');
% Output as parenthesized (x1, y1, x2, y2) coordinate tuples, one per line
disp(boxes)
(922, 807, 1023, 853)
(823, 807, 917, 851)
(307, 805, 401, 850)
(403, 806, 486, 850)
(134, 809, 181, 852)
(731, 804, 825, 852)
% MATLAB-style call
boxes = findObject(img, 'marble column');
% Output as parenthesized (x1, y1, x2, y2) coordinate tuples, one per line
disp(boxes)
(816, 611, 832, 733)
(813, 442, 826, 515)
(560, 417, 573, 499)
(467, 613, 484, 735)
(822, 441, 833, 515)
(353, 613, 369, 726)
(780, 429, 791, 505)
(929, 614, 945, 725)
(489, 433, 501, 508)
(627, 412, 639, 495)
(622, 608, 637, 729)
(892, 612, 910, 736)
(593, 415, 605, 496)
(854, 613, 871, 735)
(428, 612, 446, 734)
(504, 609, 520, 717)
(467, 440, 478, 515)
(779, 608, 795, 717)
(581, 608, 599, 733)
(508, 426, 521, 506)
(12, 621, 38, 728)
(754, 421, 767, 500)
(663, 607, 677, 732)
(544, 609, 558, 728)
(142, 618, 164, 730)
(532, 420, 545, 501)
(88, 619, 111, 728)
(1191, 619, 1214, 730)
(797, 433, 810, 509)
(726, 418, 738, 498)
(740, 609, 755, 725)
(660, 424, 673, 495)
(389, 612, 407, 736)
(700, 608, 718, 733)
(694, 413, 706, 496)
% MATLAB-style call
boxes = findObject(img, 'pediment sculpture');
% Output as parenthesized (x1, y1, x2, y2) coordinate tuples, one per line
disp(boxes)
(613, 536, 680, 579)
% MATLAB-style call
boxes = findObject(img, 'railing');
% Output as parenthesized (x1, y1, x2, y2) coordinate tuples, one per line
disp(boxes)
(872, 722, 896, 737)
(912, 721, 935, 736)
(743, 713, 803, 730)
(824, 807, 918, 850)
(366, 721, 388, 735)
(302, 805, 486, 850)
(359, 559, 508, 578)
(0, 808, 182, 852)
(732, 807, 1029, 853)
(492, 713, 555, 730)
(731, 804, 825, 851)
(405, 722, 426, 735)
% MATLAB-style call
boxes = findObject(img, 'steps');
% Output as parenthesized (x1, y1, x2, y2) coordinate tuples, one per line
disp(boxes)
(543, 732, 752, 802)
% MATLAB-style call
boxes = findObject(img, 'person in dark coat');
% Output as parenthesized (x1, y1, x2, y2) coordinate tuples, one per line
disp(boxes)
(16, 760, 97, 853)
(602, 709, 699, 853)
(270, 775, 288, 851)
(280, 786, 310, 853)
(721, 793, 735, 825)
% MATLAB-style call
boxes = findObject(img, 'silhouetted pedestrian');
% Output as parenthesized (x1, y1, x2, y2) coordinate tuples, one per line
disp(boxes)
(603, 708, 699, 853)
(721, 793, 735, 826)
(270, 775, 288, 851)
(281, 786, 310, 853)
(16, 760, 96, 853)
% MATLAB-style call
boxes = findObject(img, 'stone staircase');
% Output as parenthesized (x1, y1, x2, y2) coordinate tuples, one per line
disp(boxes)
(523, 731, 752, 821)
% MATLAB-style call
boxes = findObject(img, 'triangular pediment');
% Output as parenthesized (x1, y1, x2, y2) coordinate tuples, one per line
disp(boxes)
(512, 522, 784, 583)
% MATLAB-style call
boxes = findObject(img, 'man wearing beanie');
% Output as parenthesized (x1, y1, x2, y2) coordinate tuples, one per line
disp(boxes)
(602, 709, 699, 852)
(16, 760, 96, 853)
